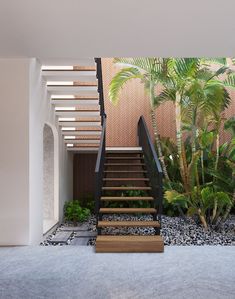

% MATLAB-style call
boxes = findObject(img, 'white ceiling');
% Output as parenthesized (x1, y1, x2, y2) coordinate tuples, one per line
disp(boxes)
(0, 0, 235, 62)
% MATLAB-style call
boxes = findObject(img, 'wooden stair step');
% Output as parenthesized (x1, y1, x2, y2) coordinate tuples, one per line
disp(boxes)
(101, 196, 153, 201)
(72, 144, 99, 148)
(96, 235, 164, 253)
(102, 187, 151, 191)
(73, 81, 98, 86)
(59, 119, 101, 123)
(73, 66, 96, 71)
(105, 157, 143, 160)
(48, 82, 97, 87)
(106, 148, 143, 154)
(99, 208, 156, 213)
(62, 128, 102, 132)
(97, 221, 160, 227)
(56, 109, 100, 112)
(104, 163, 145, 166)
(103, 178, 149, 181)
(65, 136, 100, 140)
(104, 170, 147, 173)
(53, 96, 98, 100)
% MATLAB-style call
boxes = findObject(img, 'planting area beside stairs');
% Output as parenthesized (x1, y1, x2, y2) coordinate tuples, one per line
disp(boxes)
(41, 214, 235, 246)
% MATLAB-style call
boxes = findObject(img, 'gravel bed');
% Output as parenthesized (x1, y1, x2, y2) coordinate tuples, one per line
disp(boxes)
(40, 216, 97, 246)
(41, 214, 235, 246)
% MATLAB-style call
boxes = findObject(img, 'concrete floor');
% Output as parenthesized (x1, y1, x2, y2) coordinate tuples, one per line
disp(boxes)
(0, 246, 234, 299)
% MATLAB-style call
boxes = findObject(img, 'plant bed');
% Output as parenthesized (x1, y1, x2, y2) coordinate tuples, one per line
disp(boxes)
(41, 214, 235, 246)
(98, 214, 235, 246)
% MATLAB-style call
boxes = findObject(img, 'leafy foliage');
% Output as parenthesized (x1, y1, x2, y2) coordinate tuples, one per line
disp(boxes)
(64, 201, 90, 224)
(109, 57, 235, 229)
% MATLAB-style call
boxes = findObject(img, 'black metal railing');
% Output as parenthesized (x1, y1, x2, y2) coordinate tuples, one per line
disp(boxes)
(95, 58, 105, 124)
(95, 115, 106, 217)
(138, 116, 163, 226)
(94, 58, 106, 232)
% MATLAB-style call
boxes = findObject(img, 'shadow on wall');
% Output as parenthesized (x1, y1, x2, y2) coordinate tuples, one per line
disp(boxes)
(43, 123, 59, 233)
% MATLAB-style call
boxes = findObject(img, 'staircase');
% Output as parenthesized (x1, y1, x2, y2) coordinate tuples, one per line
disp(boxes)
(95, 119, 164, 253)
(42, 58, 104, 152)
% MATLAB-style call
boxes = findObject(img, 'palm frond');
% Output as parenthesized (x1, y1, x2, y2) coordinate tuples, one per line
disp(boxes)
(204, 58, 227, 66)
(113, 58, 159, 73)
(155, 88, 176, 106)
(109, 67, 142, 105)
(223, 73, 235, 89)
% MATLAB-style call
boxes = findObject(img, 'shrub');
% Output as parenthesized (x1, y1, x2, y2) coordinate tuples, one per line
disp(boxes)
(64, 200, 90, 225)
(165, 187, 232, 229)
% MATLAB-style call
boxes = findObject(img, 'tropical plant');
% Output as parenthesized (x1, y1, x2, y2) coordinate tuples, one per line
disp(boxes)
(156, 58, 233, 192)
(64, 201, 90, 225)
(109, 58, 170, 181)
(109, 57, 235, 228)
(165, 186, 232, 229)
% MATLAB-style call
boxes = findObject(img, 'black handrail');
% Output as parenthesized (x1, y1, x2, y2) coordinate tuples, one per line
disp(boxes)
(95, 115, 106, 218)
(138, 116, 163, 225)
(94, 58, 106, 231)
(95, 58, 105, 123)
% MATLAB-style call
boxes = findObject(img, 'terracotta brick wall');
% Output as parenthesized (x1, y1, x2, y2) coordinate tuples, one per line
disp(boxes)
(102, 58, 235, 146)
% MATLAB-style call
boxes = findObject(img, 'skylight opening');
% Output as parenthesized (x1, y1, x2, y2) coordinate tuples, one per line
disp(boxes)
(67, 144, 74, 147)
(64, 136, 76, 140)
(42, 66, 73, 70)
(61, 127, 76, 131)
(47, 81, 74, 86)
(51, 95, 75, 99)
(55, 107, 76, 111)
(59, 117, 76, 121)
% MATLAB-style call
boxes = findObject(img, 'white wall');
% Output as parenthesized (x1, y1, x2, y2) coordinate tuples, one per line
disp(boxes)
(0, 58, 73, 246)
(29, 58, 73, 245)
(0, 59, 30, 245)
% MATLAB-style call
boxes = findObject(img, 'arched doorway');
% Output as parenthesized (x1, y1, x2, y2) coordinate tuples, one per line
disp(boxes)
(43, 123, 59, 233)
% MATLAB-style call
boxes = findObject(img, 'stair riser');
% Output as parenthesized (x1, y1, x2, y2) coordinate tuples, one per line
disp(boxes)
(96, 241, 164, 253)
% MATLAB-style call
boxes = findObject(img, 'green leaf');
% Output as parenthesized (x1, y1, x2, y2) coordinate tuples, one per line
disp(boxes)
(109, 67, 142, 105)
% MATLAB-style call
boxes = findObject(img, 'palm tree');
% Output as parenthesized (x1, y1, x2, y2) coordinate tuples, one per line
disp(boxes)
(109, 58, 171, 181)
(156, 58, 234, 191)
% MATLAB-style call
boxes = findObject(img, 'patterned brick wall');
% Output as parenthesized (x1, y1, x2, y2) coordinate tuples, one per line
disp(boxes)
(102, 58, 235, 146)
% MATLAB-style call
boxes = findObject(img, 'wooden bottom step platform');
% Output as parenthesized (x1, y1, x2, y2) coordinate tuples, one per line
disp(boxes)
(96, 235, 164, 253)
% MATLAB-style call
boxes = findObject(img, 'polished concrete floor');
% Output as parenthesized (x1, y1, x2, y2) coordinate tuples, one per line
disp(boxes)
(0, 246, 234, 299)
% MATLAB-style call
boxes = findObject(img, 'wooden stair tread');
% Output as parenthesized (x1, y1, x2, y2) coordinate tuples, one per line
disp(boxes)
(104, 163, 145, 166)
(63, 128, 102, 132)
(103, 178, 149, 181)
(99, 208, 156, 213)
(65, 137, 100, 141)
(96, 235, 164, 253)
(105, 157, 143, 160)
(73, 66, 96, 71)
(101, 196, 154, 201)
(52, 96, 98, 100)
(72, 144, 99, 147)
(98, 221, 160, 227)
(104, 170, 147, 173)
(43, 67, 96, 71)
(59, 119, 101, 123)
(56, 109, 100, 112)
(48, 83, 97, 87)
(102, 187, 151, 190)
(73, 81, 98, 86)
